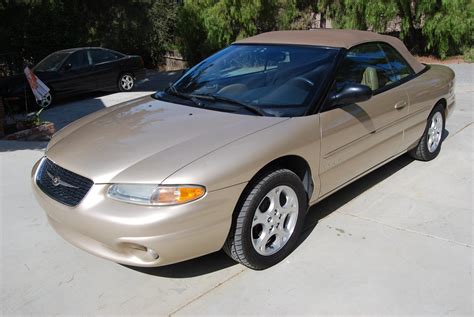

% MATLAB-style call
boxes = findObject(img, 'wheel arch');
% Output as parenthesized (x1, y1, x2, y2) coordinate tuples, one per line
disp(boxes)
(433, 98, 447, 117)
(239, 155, 315, 205)
(223, 155, 314, 267)
(118, 71, 135, 79)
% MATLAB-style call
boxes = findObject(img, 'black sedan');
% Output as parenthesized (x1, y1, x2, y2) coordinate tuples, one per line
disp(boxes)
(1, 47, 145, 108)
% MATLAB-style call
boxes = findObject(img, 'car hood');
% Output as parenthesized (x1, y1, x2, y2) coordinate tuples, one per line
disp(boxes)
(46, 95, 287, 184)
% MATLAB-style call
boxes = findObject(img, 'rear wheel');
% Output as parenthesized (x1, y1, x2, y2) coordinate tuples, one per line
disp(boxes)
(118, 73, 134, 91)
(409, 103, 445, 161)
(224, 169, 307, 270)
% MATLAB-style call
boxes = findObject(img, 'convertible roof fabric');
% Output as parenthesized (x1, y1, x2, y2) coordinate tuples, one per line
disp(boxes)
(235, 29, 424, 73)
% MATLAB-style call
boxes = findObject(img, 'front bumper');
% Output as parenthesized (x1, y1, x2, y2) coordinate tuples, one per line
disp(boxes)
(31, 158, 246, 267)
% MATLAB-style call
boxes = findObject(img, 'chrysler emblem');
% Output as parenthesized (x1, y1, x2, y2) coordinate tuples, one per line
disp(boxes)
(52, 175, 60, 186)
(46, 171, 79, 189)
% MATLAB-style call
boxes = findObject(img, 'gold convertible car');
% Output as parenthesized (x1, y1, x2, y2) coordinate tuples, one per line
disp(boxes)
(32, 30, 455, 269)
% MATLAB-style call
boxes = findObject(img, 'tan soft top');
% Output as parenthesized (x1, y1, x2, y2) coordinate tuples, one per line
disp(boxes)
(235, 29, 424, 73)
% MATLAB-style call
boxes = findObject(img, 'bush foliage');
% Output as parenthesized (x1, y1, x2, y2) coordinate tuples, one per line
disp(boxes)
(176, 0, 473, 63)
(0, 0, 177, 69)
(323, 0, 473, 59)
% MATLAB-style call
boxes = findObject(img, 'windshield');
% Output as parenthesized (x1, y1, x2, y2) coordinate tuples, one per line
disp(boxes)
(33, 52, 70, 72)
(158, 44, 340, 117)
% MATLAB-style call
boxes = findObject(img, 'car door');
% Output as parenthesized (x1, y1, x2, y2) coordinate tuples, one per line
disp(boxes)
(52, 50, 94, 95)
(318, 42, 414, 196)
(89, 49, 122, 90)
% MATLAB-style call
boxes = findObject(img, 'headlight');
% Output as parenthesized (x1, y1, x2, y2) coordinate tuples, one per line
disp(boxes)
(107, 184, 206, 206)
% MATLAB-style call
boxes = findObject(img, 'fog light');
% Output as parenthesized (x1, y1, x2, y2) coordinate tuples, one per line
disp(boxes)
(147, 248, 159, 260)
(123, 243, 159, 261)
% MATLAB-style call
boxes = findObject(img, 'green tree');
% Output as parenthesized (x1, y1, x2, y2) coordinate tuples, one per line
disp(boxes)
(0, 0, 178, 69)
(321, 0, 473, 58)
(176, 0, 298, 65)
(419, 0, 473, 58)
(148, 0, 178, 64)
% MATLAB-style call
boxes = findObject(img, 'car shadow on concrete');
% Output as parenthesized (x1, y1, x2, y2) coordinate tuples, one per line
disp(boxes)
(125, 153, 418, 278)
(300, 154, 415, 242)
(123, 250, 237, 278)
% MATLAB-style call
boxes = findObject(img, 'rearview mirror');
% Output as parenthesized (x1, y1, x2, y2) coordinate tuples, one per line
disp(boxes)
(63, 63, 72, 71)
(266, 50, 286, 63)
(326, 83, 372, 108)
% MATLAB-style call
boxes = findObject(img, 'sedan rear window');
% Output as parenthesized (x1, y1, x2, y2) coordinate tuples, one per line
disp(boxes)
(90, 49, 119, 64)
(165, 44, 340, 117)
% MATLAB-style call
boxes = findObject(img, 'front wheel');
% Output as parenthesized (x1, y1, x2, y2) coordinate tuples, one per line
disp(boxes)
(118, 73, 135, 92)
(224, 169, 308, 270)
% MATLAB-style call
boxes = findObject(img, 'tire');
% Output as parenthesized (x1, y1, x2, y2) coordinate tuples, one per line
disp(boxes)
(409, 103, 445, 161)
(35, 91, 53, 108)
(223, 169, 308, 270)
(118, 73, 135, 92)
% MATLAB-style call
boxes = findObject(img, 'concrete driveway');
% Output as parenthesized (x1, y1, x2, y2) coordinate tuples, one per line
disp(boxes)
(0, 64, 472, 316)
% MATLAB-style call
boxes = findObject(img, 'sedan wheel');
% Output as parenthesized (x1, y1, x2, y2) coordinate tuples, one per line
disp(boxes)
(36, 92, 52, 108)
(224, 169, 307, 270)
(251, 185, 299, 256)
(118, 73, 134, 91)
(427, 112, 443, 153)
(409, 103, 445, 161)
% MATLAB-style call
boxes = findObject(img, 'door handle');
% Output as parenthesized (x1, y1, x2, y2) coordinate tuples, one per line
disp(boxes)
(394, 101, 407, 110)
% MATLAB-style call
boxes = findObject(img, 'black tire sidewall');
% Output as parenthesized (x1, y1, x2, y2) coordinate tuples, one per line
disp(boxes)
(237, 170, 308, 269)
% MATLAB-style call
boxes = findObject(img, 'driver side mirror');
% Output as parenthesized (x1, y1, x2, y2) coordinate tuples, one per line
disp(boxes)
(326, 83, 372, 109)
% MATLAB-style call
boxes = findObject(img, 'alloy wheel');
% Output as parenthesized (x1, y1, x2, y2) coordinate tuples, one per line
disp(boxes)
(251, 185, 299, 256)
(427, 112, 443, 153)
(120, 74, 134, 91)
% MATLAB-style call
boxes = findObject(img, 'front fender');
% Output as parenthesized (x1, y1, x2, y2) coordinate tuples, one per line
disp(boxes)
(162, 115, 322, 200)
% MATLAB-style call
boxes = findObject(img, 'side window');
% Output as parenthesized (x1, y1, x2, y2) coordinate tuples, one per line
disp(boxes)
(90, 49, 118, 64)
(379, 43, 414, 84)
(333, 43, 393, 93)
(65, 51, 90, 70)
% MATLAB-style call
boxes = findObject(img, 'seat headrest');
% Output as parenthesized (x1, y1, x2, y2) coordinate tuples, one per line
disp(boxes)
(361, 67, 379, 91)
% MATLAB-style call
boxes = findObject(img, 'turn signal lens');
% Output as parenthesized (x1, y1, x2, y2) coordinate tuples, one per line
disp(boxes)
(107, 184, 206, 206)
(152, 186, 206, 205)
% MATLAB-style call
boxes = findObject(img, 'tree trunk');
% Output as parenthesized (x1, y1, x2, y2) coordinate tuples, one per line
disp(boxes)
(320, 12, 326, 28)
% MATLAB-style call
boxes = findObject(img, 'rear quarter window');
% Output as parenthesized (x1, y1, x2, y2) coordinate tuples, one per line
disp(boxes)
(90, 49, 119, 64)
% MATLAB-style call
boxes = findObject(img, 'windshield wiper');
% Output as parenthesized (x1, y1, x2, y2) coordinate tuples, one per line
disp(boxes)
(166, 86, 206, 108)
(191, 93, 267, 116)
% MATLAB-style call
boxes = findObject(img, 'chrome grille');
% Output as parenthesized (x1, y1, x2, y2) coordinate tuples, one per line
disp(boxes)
(36, 158, 93, 207)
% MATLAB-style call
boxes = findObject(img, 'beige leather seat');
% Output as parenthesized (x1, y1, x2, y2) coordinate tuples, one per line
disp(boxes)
(361, 66, 379, 90)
